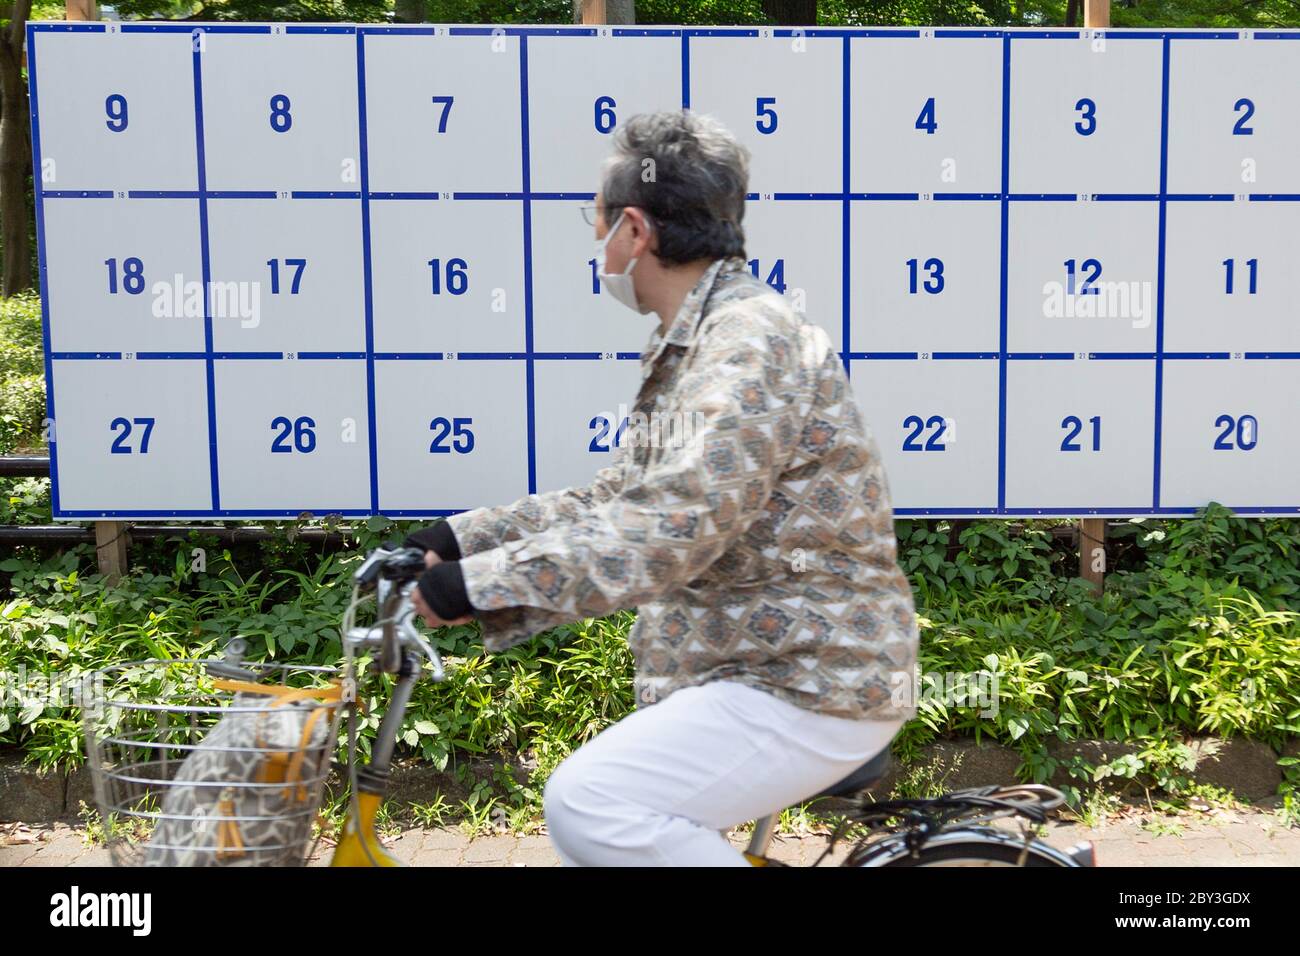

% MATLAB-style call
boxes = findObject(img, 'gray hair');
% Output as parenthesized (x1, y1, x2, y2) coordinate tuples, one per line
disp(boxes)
(600, 111, 749, 265)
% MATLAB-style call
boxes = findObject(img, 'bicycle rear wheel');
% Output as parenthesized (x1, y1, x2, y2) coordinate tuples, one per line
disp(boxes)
(875, 840, 1070, 867)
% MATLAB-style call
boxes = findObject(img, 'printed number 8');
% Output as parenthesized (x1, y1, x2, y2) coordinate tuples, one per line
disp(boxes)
(270, 94, 292, 133)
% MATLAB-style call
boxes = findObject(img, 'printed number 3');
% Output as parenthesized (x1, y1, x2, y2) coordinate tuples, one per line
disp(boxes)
(1074, 98, 1096, 136)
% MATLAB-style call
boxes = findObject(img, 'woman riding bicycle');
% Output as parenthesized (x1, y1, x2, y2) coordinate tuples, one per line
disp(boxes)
(406, 109, 920, 866)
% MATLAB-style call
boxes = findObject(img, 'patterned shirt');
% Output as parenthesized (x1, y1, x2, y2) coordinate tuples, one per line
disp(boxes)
(447, 255, 919, 722)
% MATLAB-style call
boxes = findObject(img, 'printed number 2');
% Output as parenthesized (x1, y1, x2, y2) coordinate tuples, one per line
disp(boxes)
(902, 415, 946, 451)
(1233, 98, 1254, 136)
(109, 417, 154, 454)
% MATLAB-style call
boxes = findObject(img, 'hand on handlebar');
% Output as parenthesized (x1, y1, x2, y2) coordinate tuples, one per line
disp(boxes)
(409, 550, 474, 629)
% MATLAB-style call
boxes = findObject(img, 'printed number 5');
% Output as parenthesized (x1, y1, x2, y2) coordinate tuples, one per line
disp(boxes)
(756, 97, 778, 135)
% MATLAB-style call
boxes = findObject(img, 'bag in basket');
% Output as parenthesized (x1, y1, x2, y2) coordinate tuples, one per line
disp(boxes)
(144, 680, 341, 867)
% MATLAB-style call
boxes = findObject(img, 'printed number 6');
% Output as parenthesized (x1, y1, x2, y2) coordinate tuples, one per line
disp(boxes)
(595, 95, 616, 134)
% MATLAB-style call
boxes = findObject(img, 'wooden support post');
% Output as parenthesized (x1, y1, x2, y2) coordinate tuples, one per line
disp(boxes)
(64, 0, 123, 581)
(1076, 0, 1110, 594)
(1079, 518, 1106, 592)
(579, 0, 607, 24)
(1084, 0, 1110, 29)
(95, 521, 129, 584)
(65, 0, 99, 20)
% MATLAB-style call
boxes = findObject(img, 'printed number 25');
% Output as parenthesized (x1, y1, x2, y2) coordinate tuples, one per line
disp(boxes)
(430, 417, 474, 453)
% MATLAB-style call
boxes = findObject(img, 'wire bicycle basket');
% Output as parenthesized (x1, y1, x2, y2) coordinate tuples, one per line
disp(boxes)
(81, 647, 347, 867)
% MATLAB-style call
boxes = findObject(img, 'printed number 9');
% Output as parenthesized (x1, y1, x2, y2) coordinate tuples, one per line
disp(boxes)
(105, 94, 128, 132)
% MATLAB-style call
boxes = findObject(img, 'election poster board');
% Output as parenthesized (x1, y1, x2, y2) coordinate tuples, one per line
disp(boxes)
(27, 23, 1300, 518)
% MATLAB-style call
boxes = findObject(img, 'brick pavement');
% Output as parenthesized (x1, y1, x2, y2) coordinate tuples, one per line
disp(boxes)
(4, 806, 1297, 867)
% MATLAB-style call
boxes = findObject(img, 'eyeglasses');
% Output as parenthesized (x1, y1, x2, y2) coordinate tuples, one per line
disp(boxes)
(580, 200, 624, 228)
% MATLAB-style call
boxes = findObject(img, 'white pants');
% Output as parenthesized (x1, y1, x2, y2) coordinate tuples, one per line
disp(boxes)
(542, 679, 903, 866)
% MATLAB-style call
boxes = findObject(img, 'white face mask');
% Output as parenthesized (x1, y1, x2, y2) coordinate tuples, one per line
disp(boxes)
(593, 211, 651, 314)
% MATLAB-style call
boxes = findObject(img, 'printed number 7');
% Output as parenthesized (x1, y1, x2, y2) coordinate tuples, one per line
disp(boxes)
(432, 96, 454, 134)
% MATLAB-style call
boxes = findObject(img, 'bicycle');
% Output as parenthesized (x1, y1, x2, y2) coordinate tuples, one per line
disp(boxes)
(84, 545, 1095, 868)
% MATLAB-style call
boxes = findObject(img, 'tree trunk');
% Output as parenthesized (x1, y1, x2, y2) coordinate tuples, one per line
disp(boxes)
(762, 0, 818, 25)
(0, 1, 33, 296)
(1065, 0, 1081, 26)
(394, 0, 424, 24)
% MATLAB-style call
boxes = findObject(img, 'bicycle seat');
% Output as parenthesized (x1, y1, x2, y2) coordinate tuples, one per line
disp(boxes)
(810, 748, 892, 800)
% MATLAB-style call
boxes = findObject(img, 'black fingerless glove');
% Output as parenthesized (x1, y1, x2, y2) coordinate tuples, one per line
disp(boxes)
(416, 561, 473, 621)
(403, 522, 461, 561)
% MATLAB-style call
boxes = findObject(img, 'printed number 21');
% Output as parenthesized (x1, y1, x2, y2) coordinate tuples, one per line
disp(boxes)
(1060, 415, 1101, 452)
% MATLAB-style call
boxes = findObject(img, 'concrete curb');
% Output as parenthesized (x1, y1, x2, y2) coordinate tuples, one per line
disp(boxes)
(2, 735, 1293, 823)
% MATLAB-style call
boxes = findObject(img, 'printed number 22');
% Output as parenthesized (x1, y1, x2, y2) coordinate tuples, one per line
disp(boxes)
(902, 415, 946, 451)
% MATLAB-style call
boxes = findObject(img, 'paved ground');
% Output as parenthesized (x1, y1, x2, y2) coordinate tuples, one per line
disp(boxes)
(3, 806, 1298, 866)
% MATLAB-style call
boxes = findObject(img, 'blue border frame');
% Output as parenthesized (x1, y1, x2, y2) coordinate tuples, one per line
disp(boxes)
(26, 23, 1300, 519)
